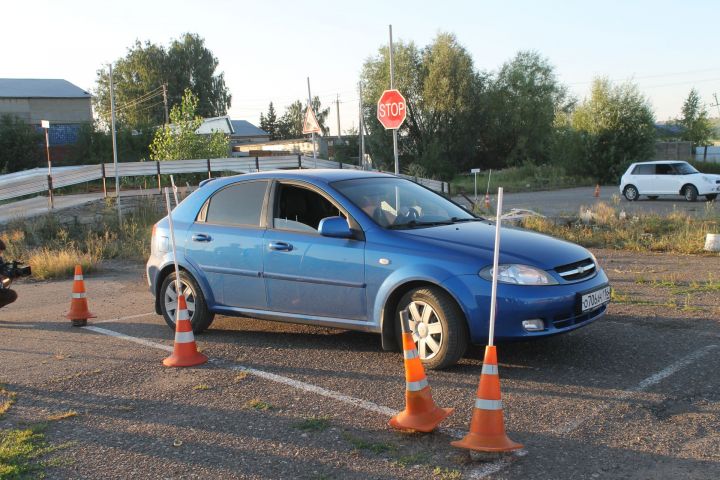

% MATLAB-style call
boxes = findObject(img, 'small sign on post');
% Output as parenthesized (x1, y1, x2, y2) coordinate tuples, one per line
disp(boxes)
(376, 89, 407, 130)
(471, 168, 481, 206)
(302, 106, 321, 134)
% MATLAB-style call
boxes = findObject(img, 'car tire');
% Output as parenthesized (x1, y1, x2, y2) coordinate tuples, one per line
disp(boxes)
(623, 185, 639, 201)
(160, 270, 214, 333)
(706, 194, 717, 201)
(683, 185, 698, 202)
(647, 195, 659, 200)
(395, 287, 468, 370)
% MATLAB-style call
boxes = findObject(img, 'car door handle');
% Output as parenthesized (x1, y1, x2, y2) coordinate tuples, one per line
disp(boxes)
(192, 234, 212, 242)
(268, 241, 293, 252)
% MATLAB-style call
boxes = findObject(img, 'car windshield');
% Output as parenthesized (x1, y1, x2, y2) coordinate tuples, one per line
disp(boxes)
(331, 177, 476, 229)
(673, 162, 699, 175)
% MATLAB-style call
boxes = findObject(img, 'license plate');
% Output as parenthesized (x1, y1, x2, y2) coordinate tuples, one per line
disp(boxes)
(581, 286, 611, 312)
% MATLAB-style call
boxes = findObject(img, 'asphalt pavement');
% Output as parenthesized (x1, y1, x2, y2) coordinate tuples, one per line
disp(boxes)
(1, 250, 719, 479)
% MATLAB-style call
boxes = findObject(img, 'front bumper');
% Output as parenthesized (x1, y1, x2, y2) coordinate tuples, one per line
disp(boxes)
(443, 269, 610, 344)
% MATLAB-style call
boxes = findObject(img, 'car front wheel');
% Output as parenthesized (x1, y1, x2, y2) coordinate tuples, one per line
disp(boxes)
(396, 287, 468, 370)
(623, 185, 639, 201)
(160, 271, 214, 333)
(683, 185, 698, 202)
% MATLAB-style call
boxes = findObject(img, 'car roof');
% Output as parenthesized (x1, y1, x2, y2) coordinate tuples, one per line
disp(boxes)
(632, 160, 689, 165)
(202, 168, 396, 189)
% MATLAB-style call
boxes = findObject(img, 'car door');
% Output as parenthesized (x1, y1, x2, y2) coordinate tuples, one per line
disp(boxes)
(653, 163, 676, 194)
(185, 180, 269, 309)
(263, 181, 367, 320)
(631, 163, 654, 193)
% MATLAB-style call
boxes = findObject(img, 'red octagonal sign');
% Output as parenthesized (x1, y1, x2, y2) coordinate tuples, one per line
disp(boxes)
(377, 89, 407, 130)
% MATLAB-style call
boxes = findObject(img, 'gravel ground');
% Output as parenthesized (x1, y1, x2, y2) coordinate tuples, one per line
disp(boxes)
(1, 250, 719, 479)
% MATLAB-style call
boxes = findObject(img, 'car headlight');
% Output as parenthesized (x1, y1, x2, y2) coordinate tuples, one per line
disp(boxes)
(479, 264, 558, 285)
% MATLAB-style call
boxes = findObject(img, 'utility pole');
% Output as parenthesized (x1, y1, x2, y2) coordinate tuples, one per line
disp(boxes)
(307, 77, 317, 161)
(162, 83, 169, 125)
(712, 93, 720, 117)
(389, 24, 399, 175)
(358, 82, 365, 169)
(41, 120, 53, 209)
(109, 63, 121, 223)
(336, 94, 341, 139)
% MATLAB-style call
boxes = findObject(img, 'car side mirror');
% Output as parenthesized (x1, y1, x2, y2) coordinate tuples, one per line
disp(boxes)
(318, 216, 352, 238)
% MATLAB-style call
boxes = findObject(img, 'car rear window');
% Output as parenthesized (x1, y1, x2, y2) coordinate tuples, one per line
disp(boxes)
(205, 181, 267, 226)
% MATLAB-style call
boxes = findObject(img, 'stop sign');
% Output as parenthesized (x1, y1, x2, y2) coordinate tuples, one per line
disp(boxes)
(377, 89, 407, 130)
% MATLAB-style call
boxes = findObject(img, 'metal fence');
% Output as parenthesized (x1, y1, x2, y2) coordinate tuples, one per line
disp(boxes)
(0, 155, 449, 202)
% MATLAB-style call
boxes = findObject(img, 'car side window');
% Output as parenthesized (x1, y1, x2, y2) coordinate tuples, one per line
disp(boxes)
(655, 164, 673, 175)
(632, 164, 654, 175)
(204, 181, 268, 226)
(273, 184, 345, 232)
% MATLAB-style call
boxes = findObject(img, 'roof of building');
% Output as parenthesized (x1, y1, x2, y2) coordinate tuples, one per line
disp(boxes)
(195, 116, 234, 134)
(231, 120, 268, 137)
(0, 79, 91, 98)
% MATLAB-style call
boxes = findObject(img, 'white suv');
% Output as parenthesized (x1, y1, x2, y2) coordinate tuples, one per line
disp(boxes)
(619, 161, 720, 202)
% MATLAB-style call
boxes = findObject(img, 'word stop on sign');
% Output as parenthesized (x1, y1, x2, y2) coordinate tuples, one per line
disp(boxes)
(378, 101, 406, 118)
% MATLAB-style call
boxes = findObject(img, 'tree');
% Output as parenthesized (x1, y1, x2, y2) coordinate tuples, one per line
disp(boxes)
(480, 51, 572, 167)
(149, 89, 228, 161)
(260, 102, 278, 140)
(360, 33, 483, 177)
(571, 78, 655, 182)
(274, 97, 330, 140)
(0, 114, 42, 173)
(93, 33, 231, 129)
(679, 88, 713, 149)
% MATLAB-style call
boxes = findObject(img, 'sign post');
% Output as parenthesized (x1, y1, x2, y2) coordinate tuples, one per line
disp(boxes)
(471, 168, 481, 206)
(41, 120, 53, 209)
(488, 187, 503, 346)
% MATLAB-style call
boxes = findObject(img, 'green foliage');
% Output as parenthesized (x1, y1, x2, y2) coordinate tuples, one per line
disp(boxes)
(259, 102, 278, 140)
(149, 89, 228, 161)
(274, 97, 330, 140)
(0, 426, 52, 478)
(93, 33, 231, 129)
(361, 33, 483, 178)
(679, 88, 713, 148)
(66, 122, 154, 165)
(0, 114, 43, 173)
(571, 78, 655, 183)
(481, 51, 572, 167)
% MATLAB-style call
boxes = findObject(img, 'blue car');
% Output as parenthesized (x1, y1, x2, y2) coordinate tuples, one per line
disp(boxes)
(147, 169, 610, 369)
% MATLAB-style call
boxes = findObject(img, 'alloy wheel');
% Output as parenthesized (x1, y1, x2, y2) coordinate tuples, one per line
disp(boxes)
(164, 279, 196, 324)
(407, 300, 444, 360)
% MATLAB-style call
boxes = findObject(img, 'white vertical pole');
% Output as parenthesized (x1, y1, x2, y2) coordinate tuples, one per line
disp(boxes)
(358, 82, 365, 169)
(488, 187, 503, 346)
(307, 77, 317, 162)
(389, 24, 399, 175)
(164, 187, 182, 298)
(109, 63, 121, 223)
(474, 172, 478, 205)
(170, 175, 179, 206)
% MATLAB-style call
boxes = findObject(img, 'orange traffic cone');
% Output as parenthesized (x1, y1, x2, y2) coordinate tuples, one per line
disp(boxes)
(66, 265, 96, 327)
(484, 193, 491, 209)
(389, 309, 453, 432)
(451, 345, 522, 452)
(163, 294, 208, 367)
(594, 184, 600, 198)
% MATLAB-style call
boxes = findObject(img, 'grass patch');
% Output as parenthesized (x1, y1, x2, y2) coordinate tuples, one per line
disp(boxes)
(432, 466, 462, 480)
(46, 411, 77, 422)
(341, 432, 397, 455)
(0, 197, 164, 280)
(233, 372, 248, 383)
(244, 399, 272, 411)
(192, 384, 210, 391)
(294, 417, 330, 432)
(521, 202, 720, 254)
(0, 386, 17, 419)
(392, 452, 427, 468)
(452, 163, 593, 197)
(0, 425, 55, 478)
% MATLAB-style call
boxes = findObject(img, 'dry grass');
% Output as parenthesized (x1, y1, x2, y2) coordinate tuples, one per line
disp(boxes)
(522, 202, 719, 254)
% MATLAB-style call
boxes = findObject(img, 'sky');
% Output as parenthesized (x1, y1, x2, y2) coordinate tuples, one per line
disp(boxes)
(2, 0, 719, 135)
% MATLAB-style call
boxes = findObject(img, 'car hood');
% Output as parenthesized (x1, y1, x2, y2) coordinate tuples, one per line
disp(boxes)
(397, 222, 592, 270)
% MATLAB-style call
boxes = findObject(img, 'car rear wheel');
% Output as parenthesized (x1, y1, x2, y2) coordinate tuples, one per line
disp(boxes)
(623, 185, 639, 201)
(683, 185, 698, 202)
(396, 287, 468, 370)
(160, 271, 214, 333)
(706, 194, 717, 201)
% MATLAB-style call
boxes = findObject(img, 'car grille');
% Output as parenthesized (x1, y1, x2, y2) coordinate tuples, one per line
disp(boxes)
(554, 258, 596, 282)
(552, 304, 607, 328)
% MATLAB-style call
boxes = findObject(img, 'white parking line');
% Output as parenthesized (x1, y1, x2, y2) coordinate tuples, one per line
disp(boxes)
(81, 325, 524, 477)
(93, 312, 156, 324)
(556, 344, 719, 435)
(0, 323, 37, 328)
